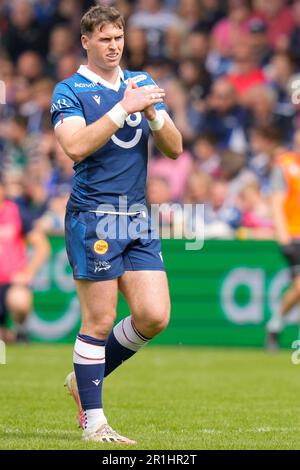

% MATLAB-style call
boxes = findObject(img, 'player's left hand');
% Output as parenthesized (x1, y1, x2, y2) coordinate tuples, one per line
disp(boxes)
(130, 81, 163, 120)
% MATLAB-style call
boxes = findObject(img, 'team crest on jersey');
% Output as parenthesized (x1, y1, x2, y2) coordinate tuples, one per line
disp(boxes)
(94, 239, 109, 255)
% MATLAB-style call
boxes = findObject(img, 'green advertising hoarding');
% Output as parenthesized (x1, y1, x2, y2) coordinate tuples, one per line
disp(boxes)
(28, 237, 299, 347)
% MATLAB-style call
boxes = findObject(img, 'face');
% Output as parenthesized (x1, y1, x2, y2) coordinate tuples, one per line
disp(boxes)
(210, 80, 236, 113)
(210, 183, 228, 208)
(82, 22, 124, 72)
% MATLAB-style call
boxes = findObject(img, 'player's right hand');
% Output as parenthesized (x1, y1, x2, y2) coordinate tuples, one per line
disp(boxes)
(120, 79, 165, 115)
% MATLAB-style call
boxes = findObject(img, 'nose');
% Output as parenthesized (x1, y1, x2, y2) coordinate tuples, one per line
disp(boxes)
(109, 39, 117, 50)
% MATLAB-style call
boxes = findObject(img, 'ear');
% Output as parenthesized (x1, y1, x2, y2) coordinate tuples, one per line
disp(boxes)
(81, 34, 89, 51)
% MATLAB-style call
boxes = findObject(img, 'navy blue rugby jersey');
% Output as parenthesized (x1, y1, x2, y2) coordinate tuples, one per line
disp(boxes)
(51, 65, 166, 212)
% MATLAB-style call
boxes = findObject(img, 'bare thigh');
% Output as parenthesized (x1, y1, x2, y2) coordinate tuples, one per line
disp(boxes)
(75, 278, 119, 339)
(118, 271, 171, 337)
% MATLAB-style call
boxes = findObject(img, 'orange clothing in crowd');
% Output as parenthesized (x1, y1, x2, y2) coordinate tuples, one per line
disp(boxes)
(275, 152, 300, 238)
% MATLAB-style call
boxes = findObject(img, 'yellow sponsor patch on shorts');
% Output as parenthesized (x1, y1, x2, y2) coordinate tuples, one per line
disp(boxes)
(94, 239, 109, 255)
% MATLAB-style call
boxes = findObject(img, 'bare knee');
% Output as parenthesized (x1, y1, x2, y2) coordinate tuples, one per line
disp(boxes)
(134, 305, 170, 338)
(81, 309, 116, 339)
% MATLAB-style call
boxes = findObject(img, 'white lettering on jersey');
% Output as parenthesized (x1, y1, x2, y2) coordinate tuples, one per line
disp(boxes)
(124, 74, 148, 85)
(74, 82, 97, 88)
(51, 98, 71, 113)
(111, 112, 143, 149)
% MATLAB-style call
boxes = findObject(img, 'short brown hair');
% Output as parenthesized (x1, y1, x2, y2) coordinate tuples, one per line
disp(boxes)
(81, 5, 125, 36)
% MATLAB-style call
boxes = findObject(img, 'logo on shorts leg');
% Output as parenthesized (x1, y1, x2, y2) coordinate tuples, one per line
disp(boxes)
(94, 240, 109, 255)
(94, 260, 111, 273)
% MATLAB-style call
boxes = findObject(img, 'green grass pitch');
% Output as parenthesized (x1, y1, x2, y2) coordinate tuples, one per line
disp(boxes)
(0, 344, 299, 450)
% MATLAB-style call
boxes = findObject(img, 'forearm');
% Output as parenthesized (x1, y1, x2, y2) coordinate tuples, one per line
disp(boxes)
(150, 114, 183, 159)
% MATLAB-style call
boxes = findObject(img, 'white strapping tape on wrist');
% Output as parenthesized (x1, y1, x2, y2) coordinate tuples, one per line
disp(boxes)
(107, 103, 128, 128)
(147, 112, 165, 131)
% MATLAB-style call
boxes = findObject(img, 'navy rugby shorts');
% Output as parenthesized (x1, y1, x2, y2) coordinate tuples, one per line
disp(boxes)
(65, 210, 165, 281)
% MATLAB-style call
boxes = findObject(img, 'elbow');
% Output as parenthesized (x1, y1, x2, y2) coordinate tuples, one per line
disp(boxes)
(168, 150, 181, 160)
(172, 135, 183, 159)
(67, 150, 85, 163)
(66, 144, 87, 163)
(168, 143, 183, 160)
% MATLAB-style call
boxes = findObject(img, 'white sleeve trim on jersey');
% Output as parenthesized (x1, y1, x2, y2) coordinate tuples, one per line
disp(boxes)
(54, 116, 86, 130)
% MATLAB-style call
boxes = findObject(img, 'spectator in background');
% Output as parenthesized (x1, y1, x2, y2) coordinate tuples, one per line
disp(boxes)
(164, 78, 201, 144)
(226, 33, 266, 100)
(267, 52, 297, 142)
(46, 24, 79, 77)
(248, 126, 284, 194)
(289, 0, 300, 64)
(184, 171, 211, 204)
(37, 141, 72, 234)
(146, 175, 178, 233)
(220, 149, 258, 199)
(46, 141, 73, 199)
(123, 26, 149, 70)
(177, 0, 202, 31)
(255, 0, 295, 50)
(2, 0, 49, 61)
(205, 180, 241, 239)
(0, 115, 37, 172)
(178, 58, 212, 103)
(16, 51, 45, 84)
(211, 0, 255, 59)
(238, 181, 274, 239)
(51, 0, 83, 33)
(192, 132, 221, 178)
(56, 53, 80, 81)
(179, 171, 212, 240)
(129, 0, 181, 59)
(195, 0, 225, 32)
(16, 173, 49, 228)
(184, 29, 210, 62)
(265, 128, 300, 349)
(247, 17, 273, 68)
(200, 78, 249, 153)
(22, 78, 55, 134)
(0, 175, 50, 342)
(149, 148, 193, 202)
(245, 84, 293, 144)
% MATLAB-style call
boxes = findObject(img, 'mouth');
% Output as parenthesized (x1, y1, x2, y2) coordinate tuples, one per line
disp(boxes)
(106, 53, 119, 60)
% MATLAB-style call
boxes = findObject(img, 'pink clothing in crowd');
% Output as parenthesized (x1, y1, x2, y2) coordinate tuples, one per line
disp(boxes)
(0, 200, 27, 283)
(148, 151, 193, 201)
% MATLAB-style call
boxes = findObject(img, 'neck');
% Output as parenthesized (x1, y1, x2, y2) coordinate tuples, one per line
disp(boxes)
(87, 62, 119, 84)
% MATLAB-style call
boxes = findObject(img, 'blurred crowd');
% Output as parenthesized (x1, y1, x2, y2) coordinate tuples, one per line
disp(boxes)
(1, 0, 300, 239)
